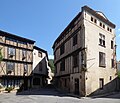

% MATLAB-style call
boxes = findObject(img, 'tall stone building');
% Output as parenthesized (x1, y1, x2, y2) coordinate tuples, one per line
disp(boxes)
(53, 6, 117, 96)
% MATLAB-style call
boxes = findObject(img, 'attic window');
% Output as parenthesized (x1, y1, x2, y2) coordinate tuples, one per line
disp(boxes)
(100, 22, 102, 27)
(103, 24, 105, 29)
(110, 29, 112, 32)
(91, 17, 93, 22)
(107, 27, 109, 31)
(94, 19, 97, 23)
(38, 51, 42, 57)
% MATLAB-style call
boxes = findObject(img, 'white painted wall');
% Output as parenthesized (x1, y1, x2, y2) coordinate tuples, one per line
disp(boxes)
(83, 10, 117, 95)
(33, 49, 47, 75)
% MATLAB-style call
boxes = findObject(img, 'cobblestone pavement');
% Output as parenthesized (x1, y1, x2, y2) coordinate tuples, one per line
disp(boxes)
(0, 88, 120, 103)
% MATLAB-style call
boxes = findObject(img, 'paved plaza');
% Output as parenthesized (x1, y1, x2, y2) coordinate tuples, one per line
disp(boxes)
(0, 87, 120, 103)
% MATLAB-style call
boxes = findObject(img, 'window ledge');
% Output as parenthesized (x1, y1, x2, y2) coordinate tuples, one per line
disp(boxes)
(99, 65, 106, 68)
(99, 44, 106, 48)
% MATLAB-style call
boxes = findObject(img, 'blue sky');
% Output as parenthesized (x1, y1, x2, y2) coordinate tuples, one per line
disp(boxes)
(0, 0, 120, 60)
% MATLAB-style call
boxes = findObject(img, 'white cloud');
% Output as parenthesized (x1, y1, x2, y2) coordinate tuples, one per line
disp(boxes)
(48, 55, 54, 59)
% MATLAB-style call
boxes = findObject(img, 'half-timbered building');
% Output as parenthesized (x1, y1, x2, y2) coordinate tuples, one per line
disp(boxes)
(0, 30, 35, 90)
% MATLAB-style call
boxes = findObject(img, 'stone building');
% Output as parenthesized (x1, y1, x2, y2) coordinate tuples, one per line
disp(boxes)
(53, 6, 117, 96)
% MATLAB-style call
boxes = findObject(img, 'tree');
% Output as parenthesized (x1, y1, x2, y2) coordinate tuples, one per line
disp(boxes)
(48, 59, 55, 73)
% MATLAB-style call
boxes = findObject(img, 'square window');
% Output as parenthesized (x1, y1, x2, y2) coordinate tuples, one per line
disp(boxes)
(99, 78, 104, 89)
(110, 29, 112, 32)
(100, 22, 102, 27)
(7, 62, 15, 74)
(99, 52, 106, 67)
(99, 33, 105, 47)
(91, 17, 93, 21)
(111, 59, 114, 68)
(73, 34, 77, 46)
(111, 40, 114, 49)
(103, 24, 105, 28)
(8, 47, 15, 57)
(60, 59, 65, 71)
(38, 51, 42, 57)
(60, 44, 65, 55)
(73, 53, 79, 67)
(94, 19, 97, 23)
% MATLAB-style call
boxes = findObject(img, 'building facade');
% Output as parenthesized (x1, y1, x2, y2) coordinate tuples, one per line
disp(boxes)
(0, 30, 35, 90)
(32, 46, 51, 88)
(53, 6, 117, 96)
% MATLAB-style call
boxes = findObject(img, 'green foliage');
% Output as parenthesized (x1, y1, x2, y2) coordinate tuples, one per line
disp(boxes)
(0, 48, 3, 62)
(49, 59, 55, 73)
(0, 85, 2, 89)
(118, 71, 120, 78)
(5, 86, 13, 93)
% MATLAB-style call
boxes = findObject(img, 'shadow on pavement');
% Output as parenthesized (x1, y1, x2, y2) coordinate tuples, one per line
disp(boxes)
(16, 84, 120, 99)
(16, 84, 72, 98)
(90, 92, 120, 99)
